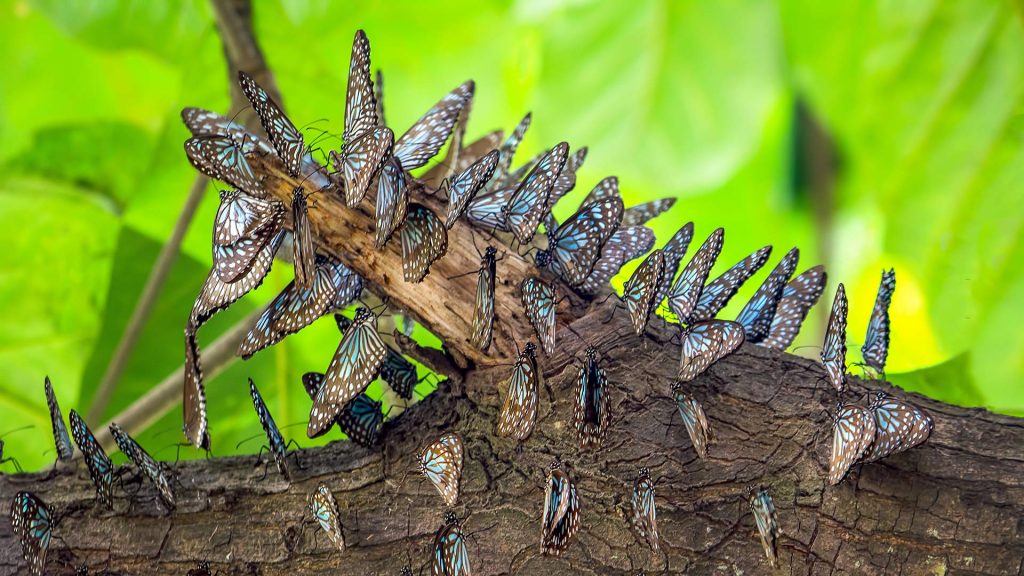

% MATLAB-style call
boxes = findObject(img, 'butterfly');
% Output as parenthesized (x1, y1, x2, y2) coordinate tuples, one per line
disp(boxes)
(747, 486, 780, 568)
(69, 409, 114, 508)
(333, 313, 418, 400)
(464, 176, 517, 231)
(502, 142, 569, 244)
(578, 225, 655, 295)
(666, 228, 724, 323)
(301, 373, 382, 446)
(688, 246, 773, 324)
(821, 283, 849, 393)
(620, 249, 666, 336)
(400, 203, 449, 283)
(678, 320, 745, 382)
(374, 69, 386, 127)
(249, 378, 293, 480)
(9, 491, 54, 576)
(862, 268, 896, 376)
(496, 343, 541, 441)
(470, 246, 498, 352)
(546, 146, 588, 213)
(210, 192, 285, 284)
(433, 511, 471, 576)
(183, 328, 210, 451)
(191, 230, 285, 330)
(309, 482, 345, 551)
(444, 149, 499, 229)
(237, 255, 362, 358)
(420, 432, 464, 507)
(521, 277, 557, 354)
(827, 401, 876, 485)
(181, 107, 271, 155)
(761, 265, 827, 351)
(536, 196, 623, 287)
(44, 376, 72, 462)
(308, 308, 388, 438)
(672, 383, 712, 459)
(621, 197, 676, 227)
(736, 247, 799, 343)
(187, 561, 213, 576)
(580, 175, 620, 204)
(652, 222, 694, 307)
(375, 156, 409, 248)
(490, 113, 532, 188)
(630, 467, 658, 551)
(862, 391, 932, 462)
(238, 71, 305, 177)
(330, 31, 394, 207)
(571, 347, 608, 449)
(540, 460, 580, 556)
(289, 188, 317, 290)
(394, 80, 474, 171)
(184, 136, 264, 196)
(109, 422, 175, 509)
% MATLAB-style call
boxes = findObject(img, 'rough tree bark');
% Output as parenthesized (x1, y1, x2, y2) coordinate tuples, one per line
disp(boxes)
(3, 8, 1024, 576)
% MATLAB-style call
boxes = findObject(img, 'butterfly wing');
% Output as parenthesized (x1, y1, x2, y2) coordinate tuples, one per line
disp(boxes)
(308, 310, 388, 437)
(10, 491, 52, 576)
(864, 392, 933, 462)
(110, 423, 175, 508)
(249, 379, 290, 479)
(470, 249, 497, 351)
(69, 410, 114, 508)
(578, 225, 655, 295)
(291, 189, 317, 290)
(631, 472, 658, 550)
(337, 394, 384, 447)
(183, 329, 209, 450)
(678, 320, 745, 382)
(521, 278, 557, 354)
(238, 71, 305, 177)
(379, 350, 418, 400)
(309, 483, 345, 551)
(496, 349, 540, 441)
(541, 468, 579, 555)
(445, 149, 499, 228)
(343, 30, 378, 142)
(44, 377, 72, 462)
(491, 113, 532, 185)
(652, 222, 694, 306)
(504, 143, 569, 244)
(623, 249, 666, 336)
(374, 155, 409, 248)
(736, 247, 799, 343)
(465, 181, 516, 231)
(543, 197, 624, 286)
(689, 246, 773, 323)
(622, 197, 676, 227)
(861, 268, 896, 374)
(184, 136, 264, 196)
(213, 190, 279, 247)
(432, 517, 471, 576)
(821, 284, 849, 393)
(191, 231, 285, 329)
(828, 403, 876, 485)
(666, 228, 725, 323)
(420, 433, 464, 507)
(546, 147, 587, 213)
(394, 81, 473, 171)
(675, 391, 712, 459)
(181, 107, 270, 152)
(749, 488, 779, 567)
(762, 265, 827, 350)
(572, 350, 608, 449)
(400, 203, 449, 283)
(333, 126, 394, 208)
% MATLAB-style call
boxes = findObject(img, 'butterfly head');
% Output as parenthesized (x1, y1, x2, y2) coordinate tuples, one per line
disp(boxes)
(584, 346, 598, 362)
(638, 467, 650, 480)
(353, 307, 374, 324)
(484, 245, 497, 259)
(868, 390, 888, 409)
(548, 458, 562, 472)
(534, 249, 551, 268)
(670, 380, 684, 393)
(524, 342, 537, 356)
(442, 510, 458, 525)
(400, 567, 414, 576)
(219, 189, 238, 202)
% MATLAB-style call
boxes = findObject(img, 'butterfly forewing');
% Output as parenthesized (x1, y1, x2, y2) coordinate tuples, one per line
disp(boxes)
(538, 196, 623, 286)
(492, 112, 532, 184)
(309, 483, 345, 551)
(762, 265, 827, 350)
(184, 136, 264, 196)
(673, 387, 712, 459)
(667, 228, 725, 323)
(44, 377, 72, 462)
(821, 284, 849, 393)
(496, 344, 540, 441)
(445, 149, 499, 228)
(571, 348, 608, 449)
(308, 309, 387, 437)
(504, 142, 569, 244)
(191, 231, 285, 329)
(623, 249, 666, 336)
(291, 189, 316, 290)
(420, 432, 464, 507)
(828, 402, 876, 485)
(379, 350, 418, 400)
(546, 146, 587, 212)
(578, 225, 655, 295)
(678, 320, 745, 382)
(521, 278, 557, 354)
(748, 487, 780, 568)
(581, 176, 620, 205)
(375, 155, 409, 248)
(863, 392, 932, 462)
(862, 268, 896, 375)
(653, 222, 694, 306)
(470, 247, 497, 351)
(465, 181, 515, 231)
(183, 329, 209, 450)
(213, 190, 280, 247)
(249, 378, 291, 480)
(337, 394, 384, 447)
(541, 464, 580, 556)
(432, 512, 471, 576)
(394, 80, 473, 171)
(736, 247, 799, 343)
(689, 246, 773, 323)
(631, 468, 658, 551)
(622, 197, 676, 227)
(109, 423, 175, 508)
(10, 491, 52, 576)
(344, 30, 378, 142)
(69, 410, 114, 508)
(238, 71, 305, 177)
(400, 203, 449, 283)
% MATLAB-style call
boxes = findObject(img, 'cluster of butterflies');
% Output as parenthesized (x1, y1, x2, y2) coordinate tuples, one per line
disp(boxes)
(6, 27, 938, 575)
(819, 271, 934, 487)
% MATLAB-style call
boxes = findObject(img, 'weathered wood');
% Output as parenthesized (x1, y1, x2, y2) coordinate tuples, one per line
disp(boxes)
(3, 310, 1022, 575)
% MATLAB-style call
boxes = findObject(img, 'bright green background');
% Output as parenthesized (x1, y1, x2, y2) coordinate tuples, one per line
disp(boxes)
(1, 0, 1022, 471)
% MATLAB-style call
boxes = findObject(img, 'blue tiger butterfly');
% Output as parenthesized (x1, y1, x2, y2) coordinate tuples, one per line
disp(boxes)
(502, 142, 569, 244)
(44, 376, 72, 462)
(540, 460, 580, 556)
(333, 313, 419, 400)
(653, 223, 695, 308)
(238, 71, 306, 177)
(109, 422, 175, 509)
(671, 383, 712, 459)
(746, 485, 779, 568)
(861, 268, 895, 376)
(69, 409, 114, 508)
(666, 228, 724, 324)
(444, 149, 499, 229)
(630, 467, 658, 551)
(9, 491, 55, 576)
(821, 283, 848, 393)
(400, 203, 449, 283)
(210, 191, 285, 285)
(301, 373, 384, 447)
(191, 230, 285, 330)
(621, 249, 666, 336)
(309, 482, 345, 551)
(183, 328, 209, 451)
(678, 320, 745, 382)
(420, 432, 464, 507)
(374, 156, 409, 248)
(571, 347, 608, 449)
(736, 247, 799, 343)
(761, 265, 827, 351)
(827, 401, 875, 485)
(521, 277, 557, 354)
(184, 136, 264, 196)
(863, 391, 932, 462)
(496, 343, 540, 441)
(433, 511, 471, 575)
(248, 378, 293, 481)
(470, 246, 498, 352)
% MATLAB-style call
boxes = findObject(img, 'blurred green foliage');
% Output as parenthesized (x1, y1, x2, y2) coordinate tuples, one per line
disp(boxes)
(1, 0, 1021, 471)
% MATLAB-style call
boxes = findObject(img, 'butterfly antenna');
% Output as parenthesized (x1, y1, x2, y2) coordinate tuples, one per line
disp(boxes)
(0, 424, 34, 438)
(235, 433, 266, 450)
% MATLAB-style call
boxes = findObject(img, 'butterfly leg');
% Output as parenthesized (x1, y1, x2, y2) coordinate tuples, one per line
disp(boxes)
(1, 456, 22, 473)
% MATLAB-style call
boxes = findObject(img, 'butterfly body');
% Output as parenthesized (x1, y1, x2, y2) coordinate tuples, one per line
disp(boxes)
(521, 278, 557, 354)
(44, 376, 72, 462)
(571, 347, 609, 449)
(631, 467, 658, 551)
(821, 284, 849, 393)
(69, 409, 114, 508)
(10, 491, 53, 575)
(109, 423, 175, 509)
(828, 401, 876, 485)
(309, 482, 345, 551)
(861, 269, 895, 376)
(496, 343, 541, 441)
(747, 486, 780, 567)
(420, 432, 465, 507)
(432, 511, 471, 576)
(540, 461, 580, 555)
(470, 247, 497, 351)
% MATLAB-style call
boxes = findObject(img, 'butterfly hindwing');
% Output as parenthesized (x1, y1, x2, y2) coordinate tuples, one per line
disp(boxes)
(420, 432, 465, 507)
(432, 511, 471, 576)
(69, 410, 114, 508)
(10, 491, 53, 576)
(400, 203, 449, 283)
(821, 284, 849, 393)
(571, 347, 608, 449)
(541, 462, 580, 556)
(503, 143, 569, 244)
(374, 155, 409, 248)
(309, 482, 345, 551)
(631, 468, 658, 551)
(678, 320, 745, 382)
(862, 268, 896, 375)
(184, 136, 264, 196)
(537, 196, 623, 286)
(863, 391, 932, 462)
(736, 247, 799, 343)
(828, 402, 876, 485)
(673, 385, 712, 459)
(44, 377, 72, 462)
(521, 278, 557, 354)
(395, 81, 474, 171)
(470, 247, 498, 352)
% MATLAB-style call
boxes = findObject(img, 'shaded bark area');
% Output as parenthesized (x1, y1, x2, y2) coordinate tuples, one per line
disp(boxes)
(2, 310, 1022, 575)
